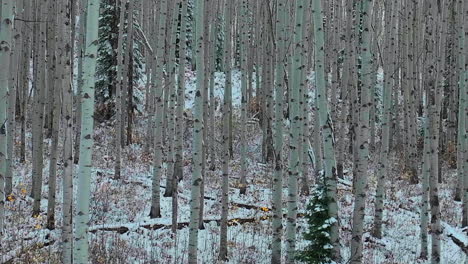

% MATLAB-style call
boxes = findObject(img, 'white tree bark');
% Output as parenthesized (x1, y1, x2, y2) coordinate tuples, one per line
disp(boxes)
(73, 0, 100, 261)
(149, 0, 168, 219)
(271, 0, 287, 262)
(312, 0, 340, 260)
(286, 0, 304, 262)
(0, 0, 14, 236)
(350, 0, 373, 262)
(60, 0, 74, 262)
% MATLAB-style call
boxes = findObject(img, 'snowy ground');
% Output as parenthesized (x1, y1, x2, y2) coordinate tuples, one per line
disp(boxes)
(2, 69, 467, 263)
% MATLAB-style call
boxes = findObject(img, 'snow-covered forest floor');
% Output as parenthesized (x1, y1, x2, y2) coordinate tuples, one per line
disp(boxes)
(2, 70, 467, 264)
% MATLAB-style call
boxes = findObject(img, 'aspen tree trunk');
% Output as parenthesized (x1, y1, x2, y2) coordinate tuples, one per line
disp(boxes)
(73, 0, 100, 261)
(420, 103, 431, 259)
(271, 0, 287, 262)
(60, 0, 74, 261)
(47, 0, 62, 229)
(32, 0, 47, 217)
(74, 0, 87, 164)
(172, 0, 189, 233)
(149, 0, 168, 219)
(164, 0, 180, 198)
(19, 0, 31, 164)
(208, 3, 218, 172)
(219, 0, 233, 259)
(372, 0, 394, 239)
(44, 0, 57, 140)
(460, 0, 468, 228)
(114, 0, 126, 180)
(188, 0, 205, 261)
(337, 0, 353, 179)
(0, 0, 14, 236)
(124, 0, 136, 146)
(350, 0, 373, 262)
(5, 0, 22, 197)
(456, 0, 466, 205)
(286, 0, 304, 261)
(300, 1, 310, 195)
(239, 0, 248, 195)
(424, 1, 442, 262)
(312, 0, 340, 260)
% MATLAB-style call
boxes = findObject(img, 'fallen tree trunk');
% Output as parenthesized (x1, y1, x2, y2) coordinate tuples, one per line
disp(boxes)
(90, 212, 306, 234)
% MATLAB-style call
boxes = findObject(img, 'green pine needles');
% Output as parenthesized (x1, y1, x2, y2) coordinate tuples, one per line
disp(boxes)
(297, 181, 335, 264)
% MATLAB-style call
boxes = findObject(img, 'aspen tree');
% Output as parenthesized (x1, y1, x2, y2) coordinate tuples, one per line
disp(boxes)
(239, 0, 248, 195)
(461, 0, 468, 230)
(208, 1, 218, 172)
(74, 0, 100, 261)
(312, 0, 340, 260)
(31, 0, 47, 217)
(172, 0, 189, 233)
(149, 0, 168, 219)
(286, 0, 304, 261)
(457, 0, 467, 211)
(123, 0, 135, 146)
(74, 0, 87, 164)
(5, 0, 22, 196)
(220, 0, 233, 259)
(420, 98, 431, 259)
(423, 1, 443, 262)
(18, 0, 31, 164)
(373, 0, 394, 239)
(164, 0, 181, 198)
(350, 0, 373, 262)
(114, 0, 127, 180)
(0, 0, 14, 236)
(47, 0, 62, 230)
(271, 0, 287, 262)
(61, 0, 74, 261)
(188, 0, 205, 261)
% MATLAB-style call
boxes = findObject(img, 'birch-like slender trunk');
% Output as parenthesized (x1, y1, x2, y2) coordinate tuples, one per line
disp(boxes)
(149, 0, 168, 219)
(372, 0, 394, 239)
(424, 1, 442, 262)
(312, 0, 340, 260)
(60, 0, 73, 261)
(74, 0, 87, 164)
(461, 0, 468, 229)
(0, 0, 14, 236)
(219, 0, 233, 259)
(350, 0, 373, 262)
(73, 0, 100, 261)
(18, 0, 31, 165)
(47, 0, 62, 229)
(188, 0, 205, 261)
(114, 0, 127, 180)
(172, 0, 189, 234)
(271, 0, 287, 262)
(5, 0, 22, 197)
(32, 0, 47, 217)
(239, 0, 248, 195)
(163, 1, 180, 198)
(286, 0, 304, 261)
(456, 0, 467, 207)
(420, 102, 431, 259)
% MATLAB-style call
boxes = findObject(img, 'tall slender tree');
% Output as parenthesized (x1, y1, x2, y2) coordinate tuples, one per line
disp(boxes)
(188, 0, 205, 261)
(0, 0, 14, 236)
(350, 0, 373, 262)
(312, 0, 340, 260)
(271, 0, 287, 262)
(73, 0, 101, 261)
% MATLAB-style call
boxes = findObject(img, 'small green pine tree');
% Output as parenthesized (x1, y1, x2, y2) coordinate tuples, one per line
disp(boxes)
(297, 179, 335, 264)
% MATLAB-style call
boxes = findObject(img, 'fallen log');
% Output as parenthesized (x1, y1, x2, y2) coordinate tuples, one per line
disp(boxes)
(90, 213, 305, 234)
(444, 223, 468, 255)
